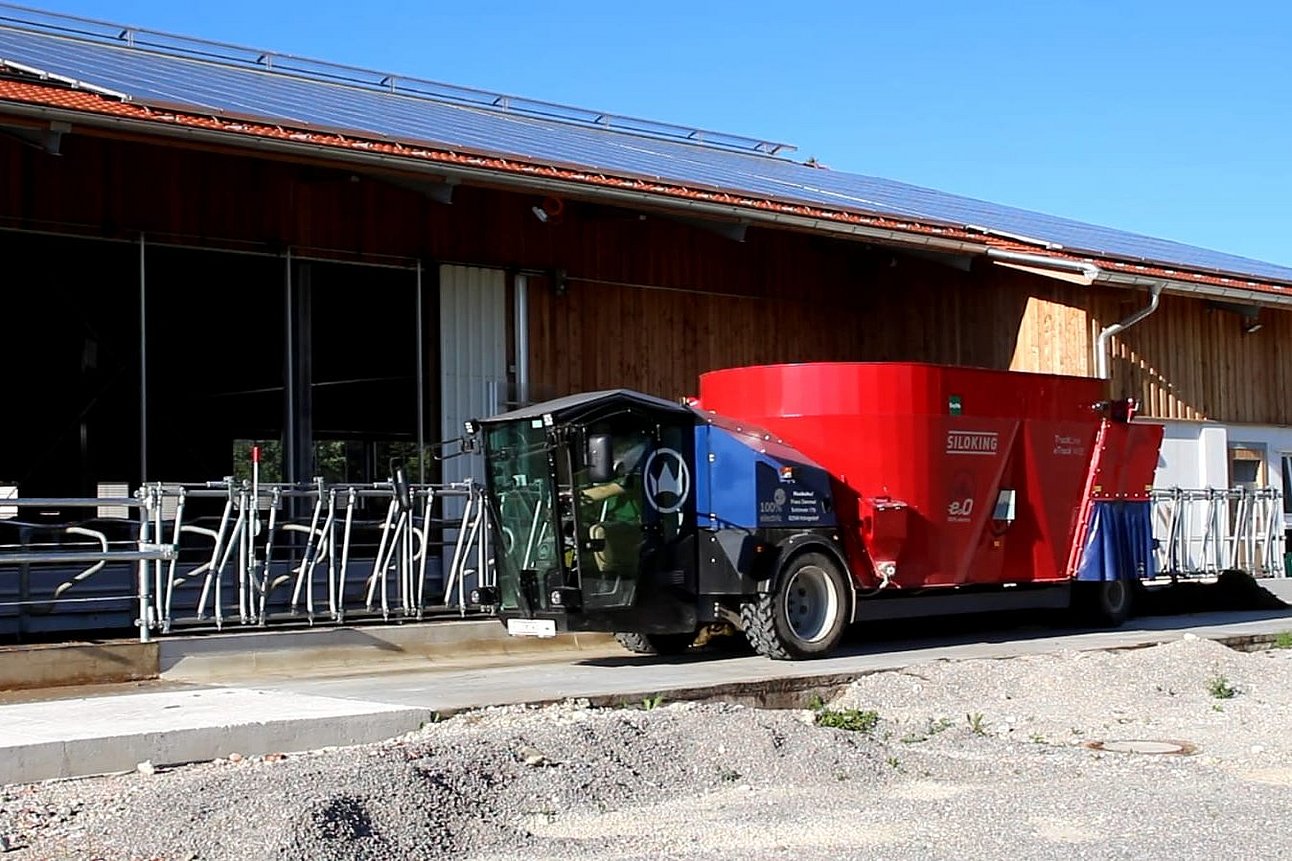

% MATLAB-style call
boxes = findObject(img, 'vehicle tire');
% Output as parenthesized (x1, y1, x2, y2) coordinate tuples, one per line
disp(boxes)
(1079, 577, 1135, 627)
(741, 552, 850, 660)
(613, 631, 696, 656)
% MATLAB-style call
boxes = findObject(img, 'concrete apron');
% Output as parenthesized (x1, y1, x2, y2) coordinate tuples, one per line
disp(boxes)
(0, 621, 617, 784)
(1, 577, 1290, 785)
(4, 612, 1292, 785)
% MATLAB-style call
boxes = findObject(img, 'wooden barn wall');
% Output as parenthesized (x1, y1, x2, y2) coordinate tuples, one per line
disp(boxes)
(522, 259, 1045, 402)
(1007, 288, 1092, 377)
(1093, 289, 1292, 426)
(5, 128, 1288, 423)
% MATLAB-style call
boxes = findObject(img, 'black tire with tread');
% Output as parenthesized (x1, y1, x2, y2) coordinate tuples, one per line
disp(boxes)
(1078, 577, 1135, 627)
(613, 631, 696, 656)
(741, 551, 850, 660)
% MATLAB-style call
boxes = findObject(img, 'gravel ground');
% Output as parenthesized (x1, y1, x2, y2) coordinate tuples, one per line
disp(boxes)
(5, 635, 1292, 860)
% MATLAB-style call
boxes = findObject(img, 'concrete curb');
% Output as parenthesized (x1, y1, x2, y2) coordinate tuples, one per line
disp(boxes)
(0, 641, 158, 692)
(2, 707, 432, 784)
(1, 621, 615, 692)
(160, 621, 615, 681)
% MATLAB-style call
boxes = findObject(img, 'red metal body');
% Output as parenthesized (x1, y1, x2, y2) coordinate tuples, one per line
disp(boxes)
(694, 362, 1163, 591)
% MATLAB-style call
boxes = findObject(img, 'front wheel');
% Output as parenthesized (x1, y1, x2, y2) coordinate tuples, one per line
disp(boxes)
(742, 552, 850, 660)
(613, 631, 696, 656)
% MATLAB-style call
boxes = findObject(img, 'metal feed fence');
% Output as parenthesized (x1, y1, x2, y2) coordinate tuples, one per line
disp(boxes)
(1151, 487, 1286, 579)
(0, 476, 495, 642)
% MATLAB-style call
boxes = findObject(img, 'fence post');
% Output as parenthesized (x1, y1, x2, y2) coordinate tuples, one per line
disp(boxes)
(136, 499, 153, 644)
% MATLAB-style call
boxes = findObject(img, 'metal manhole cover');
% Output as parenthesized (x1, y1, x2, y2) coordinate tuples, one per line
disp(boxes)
(1084, 739, 1196, 755)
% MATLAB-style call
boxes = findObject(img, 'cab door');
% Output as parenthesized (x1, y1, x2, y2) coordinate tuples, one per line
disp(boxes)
(569, 412, 696, 613)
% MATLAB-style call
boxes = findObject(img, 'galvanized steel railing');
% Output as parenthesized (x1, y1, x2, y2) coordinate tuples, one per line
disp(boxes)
(1151, 487, 1287, 579)
(0, 476, 495, 642)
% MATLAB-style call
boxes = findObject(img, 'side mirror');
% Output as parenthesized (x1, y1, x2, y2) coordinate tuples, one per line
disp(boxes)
(461, 418, 480, 453)
(586, 433, 614, 484)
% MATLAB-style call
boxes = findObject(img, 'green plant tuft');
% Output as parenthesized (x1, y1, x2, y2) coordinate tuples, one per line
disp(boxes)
(1207, 676, 1238, 700)
(815, 708, 880, 733)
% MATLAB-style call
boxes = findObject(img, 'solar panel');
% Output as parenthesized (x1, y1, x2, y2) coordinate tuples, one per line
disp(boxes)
(1, 6, 1289, 285)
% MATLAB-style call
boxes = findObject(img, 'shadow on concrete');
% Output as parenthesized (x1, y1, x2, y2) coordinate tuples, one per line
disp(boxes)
(1139, 571, 1289, 614)
(579, 575, 1292, 668)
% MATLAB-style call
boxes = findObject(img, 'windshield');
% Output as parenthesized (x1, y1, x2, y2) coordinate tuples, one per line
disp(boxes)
(485, 420, 559, 611)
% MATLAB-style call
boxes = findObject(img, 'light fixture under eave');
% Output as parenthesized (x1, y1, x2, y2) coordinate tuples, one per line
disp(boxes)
(1243, 310, 1263, 334)
(531, 196, 565, 225)
(1221, 303, 1265, 334)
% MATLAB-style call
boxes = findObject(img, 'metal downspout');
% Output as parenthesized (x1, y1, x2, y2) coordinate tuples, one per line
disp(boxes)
(138, 233, 147, 485)
(1095, 283, 1163, 379)
(415, 260, 425, 484)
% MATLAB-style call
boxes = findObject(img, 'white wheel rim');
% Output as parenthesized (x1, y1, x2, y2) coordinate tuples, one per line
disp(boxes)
(783, 564, 839, 644)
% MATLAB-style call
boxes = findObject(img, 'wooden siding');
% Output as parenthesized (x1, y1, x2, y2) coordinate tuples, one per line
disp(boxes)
(1096, 289, 1292, 425)
(3, 127, 1290, 425)
(1007, 285, 1091, 377)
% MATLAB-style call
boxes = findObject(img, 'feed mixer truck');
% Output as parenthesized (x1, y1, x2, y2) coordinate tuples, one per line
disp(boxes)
(468, 362, 1163, 660)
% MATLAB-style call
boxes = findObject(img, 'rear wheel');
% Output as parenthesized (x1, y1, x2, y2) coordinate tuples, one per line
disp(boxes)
(742, 552, 850, 660)
(613, 631, 696, 656)
(1078, 577, 1135, 627)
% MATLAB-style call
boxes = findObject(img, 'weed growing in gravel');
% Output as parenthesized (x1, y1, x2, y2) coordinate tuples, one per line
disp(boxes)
(967, 713, 988, 735)
(1208, 676, 1238, 699)
(900, 717, 954, 744)
(716, 766, 742, 783)
(1029, 732, 1047, 744)
(885, 756, 902, 771)
(1275, 631, 1292, 649)
(641, 694, 666, 710)
(815, 708, 880, 733)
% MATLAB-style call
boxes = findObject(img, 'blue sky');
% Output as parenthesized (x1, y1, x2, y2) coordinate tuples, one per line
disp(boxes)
(25, 0, 1292, 266)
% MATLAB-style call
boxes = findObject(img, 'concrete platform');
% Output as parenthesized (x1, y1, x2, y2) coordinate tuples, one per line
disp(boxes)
(4, 603, 1292, 785)
(0, 687, 426, 783)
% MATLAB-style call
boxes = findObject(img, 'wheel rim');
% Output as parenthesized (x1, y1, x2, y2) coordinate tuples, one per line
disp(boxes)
(782, 564, 839, 644)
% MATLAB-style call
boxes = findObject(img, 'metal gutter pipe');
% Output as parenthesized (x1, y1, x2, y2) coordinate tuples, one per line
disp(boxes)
(985, 248, 1102, 284)
(1095, 283, 1163, 379)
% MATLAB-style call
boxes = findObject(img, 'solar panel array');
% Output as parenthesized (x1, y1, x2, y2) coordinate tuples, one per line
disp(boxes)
(1, 6, 1289, 284)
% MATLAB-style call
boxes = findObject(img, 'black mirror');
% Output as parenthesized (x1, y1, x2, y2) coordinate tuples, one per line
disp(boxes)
(586, 433, 614, 483)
